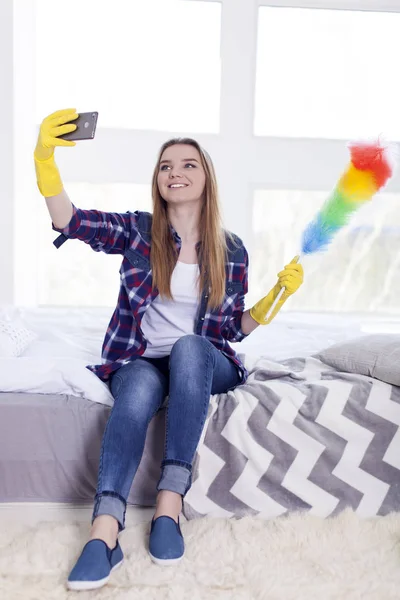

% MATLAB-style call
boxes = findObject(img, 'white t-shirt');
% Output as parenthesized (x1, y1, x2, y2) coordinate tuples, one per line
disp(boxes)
(141, 260, 201, 357)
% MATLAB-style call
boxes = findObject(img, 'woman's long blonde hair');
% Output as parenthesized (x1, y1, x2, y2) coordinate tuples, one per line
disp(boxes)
(150, 138, 239, 310)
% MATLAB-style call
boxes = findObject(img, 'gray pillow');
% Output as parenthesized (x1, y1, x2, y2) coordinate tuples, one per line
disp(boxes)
(313, 334, 400, 386)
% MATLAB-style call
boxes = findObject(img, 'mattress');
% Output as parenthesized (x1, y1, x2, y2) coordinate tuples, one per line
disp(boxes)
(0, 391, 166, 505)
(1, 307, 399, 505)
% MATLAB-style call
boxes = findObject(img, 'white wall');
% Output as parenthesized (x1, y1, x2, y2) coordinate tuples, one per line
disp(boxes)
(0, 0, 14, 305)
(0, 0, 37, 306)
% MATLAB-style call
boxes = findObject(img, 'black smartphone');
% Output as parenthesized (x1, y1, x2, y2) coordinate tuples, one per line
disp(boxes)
(60, 111, 98, 141)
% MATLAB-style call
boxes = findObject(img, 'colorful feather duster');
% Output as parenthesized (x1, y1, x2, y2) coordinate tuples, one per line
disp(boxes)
(264, 140, 395, 322)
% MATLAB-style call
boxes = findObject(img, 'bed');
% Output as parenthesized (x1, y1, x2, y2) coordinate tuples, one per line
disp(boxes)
(0, 307, 399, 520)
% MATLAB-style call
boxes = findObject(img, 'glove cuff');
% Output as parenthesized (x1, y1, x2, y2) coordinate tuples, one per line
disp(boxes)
(34, 153, 63, 197)
(250, 287, 289, 326)
(249, 306, 267, 326)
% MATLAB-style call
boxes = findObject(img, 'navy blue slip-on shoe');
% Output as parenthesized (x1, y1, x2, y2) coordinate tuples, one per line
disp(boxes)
(148, 515, 185, 566)
(67, 538, 124, 591)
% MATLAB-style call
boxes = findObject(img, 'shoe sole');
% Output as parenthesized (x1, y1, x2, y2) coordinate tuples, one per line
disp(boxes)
(67, 558, 124, 591)
(148, 552, 184, 566)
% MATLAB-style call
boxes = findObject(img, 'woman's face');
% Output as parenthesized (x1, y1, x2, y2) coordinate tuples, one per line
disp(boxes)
(157, 144, 206, 205)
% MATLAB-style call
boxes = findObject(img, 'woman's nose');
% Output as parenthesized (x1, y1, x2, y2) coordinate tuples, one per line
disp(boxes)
(169, 166, 183, 178)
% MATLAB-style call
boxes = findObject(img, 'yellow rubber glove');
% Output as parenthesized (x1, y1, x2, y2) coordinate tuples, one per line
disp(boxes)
(250, 256, 304, 325)
(34, 108, 78, 197)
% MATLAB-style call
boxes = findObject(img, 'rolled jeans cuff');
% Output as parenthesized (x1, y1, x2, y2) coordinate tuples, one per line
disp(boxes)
(92, 492, 126, 532)
(156, 463, 192, 497)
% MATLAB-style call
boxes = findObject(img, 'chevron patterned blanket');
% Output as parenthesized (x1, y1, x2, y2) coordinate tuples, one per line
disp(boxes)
(183, 355, 400, 520)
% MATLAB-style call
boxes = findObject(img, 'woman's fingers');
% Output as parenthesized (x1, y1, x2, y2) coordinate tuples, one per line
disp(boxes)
(51, 123, 77, 138)
(278, 257, 303, 293)
(278, 264, 303, 278)
(48, 111, 79, 130)
(279, 275, 297, 287)
(45, 108, 78, 122)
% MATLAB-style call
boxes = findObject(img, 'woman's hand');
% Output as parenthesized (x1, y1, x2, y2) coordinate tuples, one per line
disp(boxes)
(249, 256, 304, 325)
(277, 255, 303, 298)
(34, 108, 79, 197)
(34, 108, 79, 162)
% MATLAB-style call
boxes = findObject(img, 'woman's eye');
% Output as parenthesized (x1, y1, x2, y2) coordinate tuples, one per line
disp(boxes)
(160, 163, 195, 171)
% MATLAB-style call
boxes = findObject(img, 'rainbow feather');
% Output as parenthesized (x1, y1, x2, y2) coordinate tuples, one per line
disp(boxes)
(264, 140, 395, 323)
(301, 141, 394, 255)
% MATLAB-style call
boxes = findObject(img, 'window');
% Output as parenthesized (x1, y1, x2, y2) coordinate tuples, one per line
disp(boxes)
(35, 0, 221, 133)
(255, 6, 400, 140)
(37, 183, 152, 306)
(251, 189, 399, 313)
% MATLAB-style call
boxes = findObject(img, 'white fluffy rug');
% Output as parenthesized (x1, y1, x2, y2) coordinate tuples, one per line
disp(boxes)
(1, 509, 400, 599)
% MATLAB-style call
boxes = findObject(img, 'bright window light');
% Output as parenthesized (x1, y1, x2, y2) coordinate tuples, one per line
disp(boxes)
(255, 7, 400, 140)
(35, 0, 221, 133)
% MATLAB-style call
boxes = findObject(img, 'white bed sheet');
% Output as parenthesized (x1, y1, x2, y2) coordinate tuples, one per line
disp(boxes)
(1, 306, 399, 406)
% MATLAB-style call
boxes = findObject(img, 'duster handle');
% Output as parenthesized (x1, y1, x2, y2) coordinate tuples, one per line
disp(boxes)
(263, 253, 303, 323)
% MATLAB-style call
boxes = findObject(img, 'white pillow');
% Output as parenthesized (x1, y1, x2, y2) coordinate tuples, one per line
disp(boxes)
(314, 334, 400, 386)
(0, 320, 38, 358)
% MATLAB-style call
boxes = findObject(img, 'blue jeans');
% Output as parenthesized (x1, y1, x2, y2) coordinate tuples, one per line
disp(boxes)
(91, 334, 241, 531)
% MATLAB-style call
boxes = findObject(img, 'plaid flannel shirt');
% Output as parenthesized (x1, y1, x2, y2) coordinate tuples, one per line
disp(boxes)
(53, 204, 250, 386)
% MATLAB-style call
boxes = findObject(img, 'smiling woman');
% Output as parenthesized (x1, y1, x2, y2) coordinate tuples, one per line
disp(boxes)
(150, 137, 229, 310)
(33, 115, 258, 582)
(158, 148, 206, 211)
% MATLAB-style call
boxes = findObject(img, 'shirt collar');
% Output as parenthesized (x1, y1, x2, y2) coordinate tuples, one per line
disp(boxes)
(169, 223, 202, 249)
